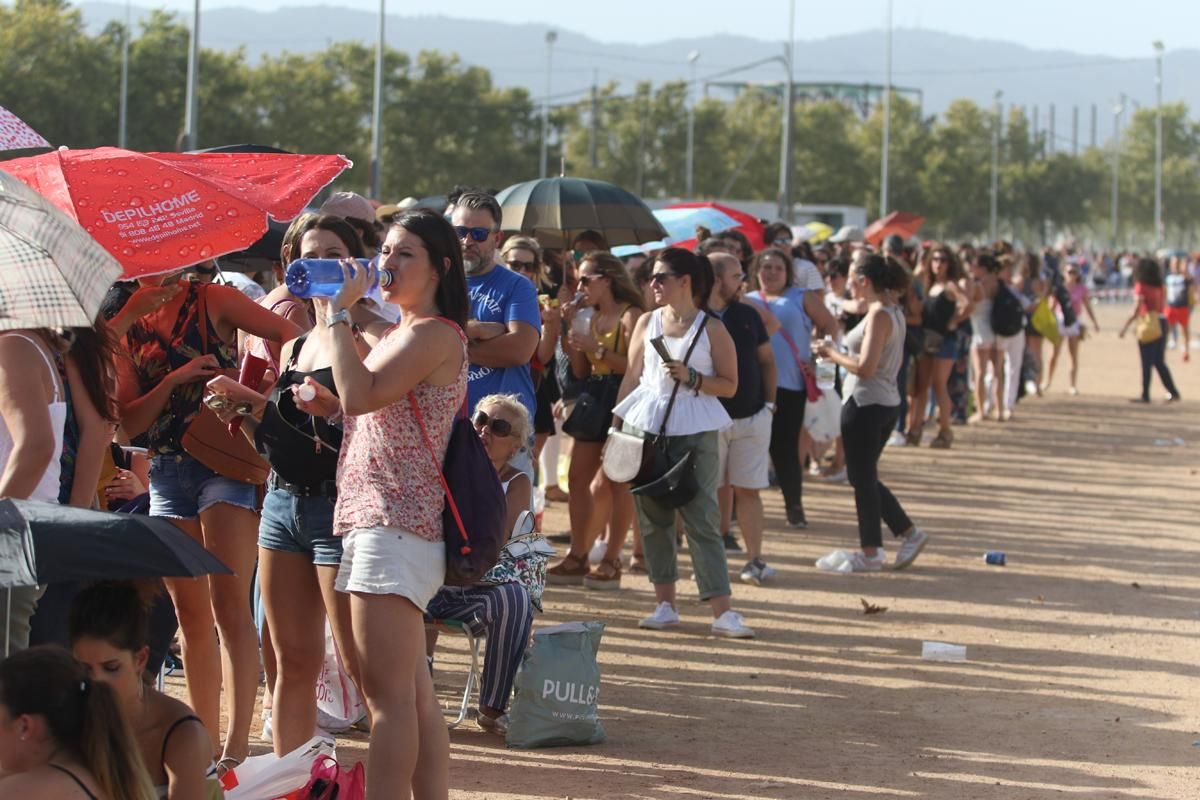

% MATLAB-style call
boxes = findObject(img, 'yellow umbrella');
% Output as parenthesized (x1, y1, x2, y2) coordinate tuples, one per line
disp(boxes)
(798, 221, 833, 243)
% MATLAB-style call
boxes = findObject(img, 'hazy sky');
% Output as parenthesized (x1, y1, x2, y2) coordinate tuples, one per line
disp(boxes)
(147, 0, 1198, 58)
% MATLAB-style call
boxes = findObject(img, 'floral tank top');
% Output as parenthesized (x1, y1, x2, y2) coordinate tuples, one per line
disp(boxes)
(334, 320, 468, 542)
(125, 282, 238, 455)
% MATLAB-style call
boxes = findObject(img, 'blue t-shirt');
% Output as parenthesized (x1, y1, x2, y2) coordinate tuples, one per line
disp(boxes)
(467, 265, 542, 418)
(746, 287, 811, 393)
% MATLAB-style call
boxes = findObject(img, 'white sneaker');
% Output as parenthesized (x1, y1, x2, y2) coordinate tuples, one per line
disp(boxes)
(260, 710, 273, 744)
(638, 602, 680, 630)
(893, 529, 929, 571)
(886, 430, 907, 447)
(588, 537, 608, 566)
(712, 610, 755, 639)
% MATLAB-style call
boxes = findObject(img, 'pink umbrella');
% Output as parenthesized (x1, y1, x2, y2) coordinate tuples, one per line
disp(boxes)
(0, 107, 50, 151)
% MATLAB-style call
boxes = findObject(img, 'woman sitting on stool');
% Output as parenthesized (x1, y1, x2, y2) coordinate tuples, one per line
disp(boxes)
(426, 393, 551, 735)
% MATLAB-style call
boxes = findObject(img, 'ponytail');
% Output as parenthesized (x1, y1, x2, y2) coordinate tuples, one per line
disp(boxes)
(82, 676, 157, 800)
(0, 647, 155, 800)
(853, 252, 911, 295)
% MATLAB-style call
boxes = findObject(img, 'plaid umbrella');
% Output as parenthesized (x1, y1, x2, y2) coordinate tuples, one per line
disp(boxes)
(0, 169, 122, 332)
(0, 106, 50, 152)
(495, 177, 667, 249)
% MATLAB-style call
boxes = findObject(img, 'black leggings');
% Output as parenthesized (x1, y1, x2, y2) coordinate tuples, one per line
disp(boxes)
(841, 397, 914, 549)
(769, 387, 807, 516)
(1138, 324, 1181, 400)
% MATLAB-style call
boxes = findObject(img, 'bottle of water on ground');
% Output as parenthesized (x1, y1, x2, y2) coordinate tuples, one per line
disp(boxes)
(285, 258, 391, 299)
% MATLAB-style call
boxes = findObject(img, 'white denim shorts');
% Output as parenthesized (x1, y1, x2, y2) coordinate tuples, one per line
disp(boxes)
(717, 406, 773, 490)
(336, 526, 446, 612)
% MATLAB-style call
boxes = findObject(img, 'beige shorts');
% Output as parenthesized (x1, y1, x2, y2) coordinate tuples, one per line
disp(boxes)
(717, 406, 773, 490)
(336, 526, 446, 612)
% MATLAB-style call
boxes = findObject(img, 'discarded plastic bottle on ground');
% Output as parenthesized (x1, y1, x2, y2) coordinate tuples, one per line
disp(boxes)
(285, 258, 391, 299)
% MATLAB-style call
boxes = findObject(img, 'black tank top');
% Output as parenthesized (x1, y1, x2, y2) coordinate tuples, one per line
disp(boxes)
(254, 334, 342, 487)
(922, 291, 956, 334)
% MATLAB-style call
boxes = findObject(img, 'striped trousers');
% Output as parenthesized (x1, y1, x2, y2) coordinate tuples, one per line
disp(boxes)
(426, 581, 533, 713)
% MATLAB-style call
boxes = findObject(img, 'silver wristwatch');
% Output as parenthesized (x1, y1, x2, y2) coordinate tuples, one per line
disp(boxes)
(325, 308, 351, 329)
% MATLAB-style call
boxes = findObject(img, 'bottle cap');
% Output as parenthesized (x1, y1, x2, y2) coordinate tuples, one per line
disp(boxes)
(297, 384, 316, 402)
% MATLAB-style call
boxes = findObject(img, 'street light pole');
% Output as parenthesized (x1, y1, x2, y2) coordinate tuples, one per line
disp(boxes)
(777, 0, 795, 222)
(118, 0, 130, 148)
(181, 0, 199, 150)
(880, 0, 892, 219)
(1111, 95, 1125, 250)
(989, 90, 1002, 242)
(539, 30, 557, 179)
(685, 50, 700, 198)
(368, 0, 384, 199)
(1153, 40, 1164, 247)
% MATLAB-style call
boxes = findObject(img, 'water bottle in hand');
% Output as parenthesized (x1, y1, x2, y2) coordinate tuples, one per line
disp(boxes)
(285, 258, 391, 299)
(815, 336, 837, 390)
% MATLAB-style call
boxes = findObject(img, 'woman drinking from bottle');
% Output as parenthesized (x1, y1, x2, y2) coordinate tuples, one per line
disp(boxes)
(294, 209, 469, 799)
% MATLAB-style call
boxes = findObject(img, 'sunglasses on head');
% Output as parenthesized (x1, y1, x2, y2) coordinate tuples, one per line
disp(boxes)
(507, 259, 537, 272)
(455, 226, 494, 243)
(473, 410, 513, 437)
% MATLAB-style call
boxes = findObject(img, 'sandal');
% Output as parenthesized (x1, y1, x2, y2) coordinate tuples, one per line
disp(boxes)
(929, 428, 954, 449)
(546, 553, 589, 585)
(583, 558, 622, 591)
(629, 554, 648, 574)
(216, 756, 243, 778)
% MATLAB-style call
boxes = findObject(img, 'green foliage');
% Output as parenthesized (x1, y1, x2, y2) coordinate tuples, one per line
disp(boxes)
(1, 0, 1197, 245)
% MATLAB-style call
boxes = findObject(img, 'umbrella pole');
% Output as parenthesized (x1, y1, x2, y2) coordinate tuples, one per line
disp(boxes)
(5, 588, 10, 658)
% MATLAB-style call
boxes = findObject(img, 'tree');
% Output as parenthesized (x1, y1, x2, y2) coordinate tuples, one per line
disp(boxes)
(856, 95, 932, 220)
(919, 99, 992, 238)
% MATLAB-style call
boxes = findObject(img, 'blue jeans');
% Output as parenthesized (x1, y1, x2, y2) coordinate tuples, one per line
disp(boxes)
(257, 488, 342, 566)
(148, 453, 257, 520)
(1138, 323, 1181, 400)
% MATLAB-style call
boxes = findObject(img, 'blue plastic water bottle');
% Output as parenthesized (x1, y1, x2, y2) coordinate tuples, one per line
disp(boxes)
(284, 258, 391, 299)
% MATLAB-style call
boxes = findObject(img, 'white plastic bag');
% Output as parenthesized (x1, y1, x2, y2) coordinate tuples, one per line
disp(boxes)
(316, 621, 364, 732)
(803, 388, 842, 444)
(221, 735, 334, 799)
(816, 548, 885, 574)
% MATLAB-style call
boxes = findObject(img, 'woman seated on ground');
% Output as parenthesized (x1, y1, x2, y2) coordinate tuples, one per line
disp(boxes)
(426, 393, 550, 735)
(70, 582, 221, 800)
(0, 645, 156, 800)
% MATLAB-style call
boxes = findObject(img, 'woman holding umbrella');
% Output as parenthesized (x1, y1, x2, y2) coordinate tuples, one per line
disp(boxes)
(115, 269, 300, 770)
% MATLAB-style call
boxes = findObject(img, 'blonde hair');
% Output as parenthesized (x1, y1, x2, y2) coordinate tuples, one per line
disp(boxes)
(476, 393, 531, 449)
(500, 236, 547, 291)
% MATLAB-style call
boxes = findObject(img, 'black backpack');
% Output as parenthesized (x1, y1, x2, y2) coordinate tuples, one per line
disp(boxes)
(991, 285, 1026, 337)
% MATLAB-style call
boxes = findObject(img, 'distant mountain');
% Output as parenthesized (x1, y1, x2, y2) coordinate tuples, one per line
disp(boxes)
(80, 3, 1200, 134)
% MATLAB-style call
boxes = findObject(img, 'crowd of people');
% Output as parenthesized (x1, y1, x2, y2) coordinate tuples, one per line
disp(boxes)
(0, 178, 1192, 799)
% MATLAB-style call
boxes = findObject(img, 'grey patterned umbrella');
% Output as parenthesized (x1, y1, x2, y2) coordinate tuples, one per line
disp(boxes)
(494, 177, 668, 249)
(0, 169, 122, 331)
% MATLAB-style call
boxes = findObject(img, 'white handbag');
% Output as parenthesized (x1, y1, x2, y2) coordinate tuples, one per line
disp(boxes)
(601, 427, 647, 483)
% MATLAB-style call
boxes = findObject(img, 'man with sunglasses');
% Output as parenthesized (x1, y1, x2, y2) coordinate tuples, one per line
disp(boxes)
(450, 192, 542, 425)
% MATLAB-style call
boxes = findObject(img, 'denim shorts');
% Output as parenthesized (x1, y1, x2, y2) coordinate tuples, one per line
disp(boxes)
(148, 453, 258, 520)
(258, 487, 342, 566)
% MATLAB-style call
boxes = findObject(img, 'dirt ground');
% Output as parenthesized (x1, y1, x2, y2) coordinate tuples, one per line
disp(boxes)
(185, 301, 1200, 799)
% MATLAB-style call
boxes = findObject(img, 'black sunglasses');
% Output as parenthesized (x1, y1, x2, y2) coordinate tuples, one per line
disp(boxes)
(578, 273, 606, 286)
(649, 272, 679, 285)
(473, 410, 513, 437)
(455, 226, 494, 243)
(507, 259, 537, 272)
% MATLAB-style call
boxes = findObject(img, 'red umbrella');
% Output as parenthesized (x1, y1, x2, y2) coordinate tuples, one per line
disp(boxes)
(0, 147, 349, 279)
(864, 211, 925, 246)
(0, 106, 50, 151)
(664, 201, 766, 253)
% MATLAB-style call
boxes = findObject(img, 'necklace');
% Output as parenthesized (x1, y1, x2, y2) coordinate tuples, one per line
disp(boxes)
(665, 307, 699, 328)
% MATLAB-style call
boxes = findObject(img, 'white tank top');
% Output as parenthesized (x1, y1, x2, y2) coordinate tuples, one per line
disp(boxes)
(612, 308, 731, 437)
(0, 333, 67, 502)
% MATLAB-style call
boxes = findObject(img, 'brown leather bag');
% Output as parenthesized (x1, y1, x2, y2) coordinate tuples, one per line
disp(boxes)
(180, 284, 271, 485)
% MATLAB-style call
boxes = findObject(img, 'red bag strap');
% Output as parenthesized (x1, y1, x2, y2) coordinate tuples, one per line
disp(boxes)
(407, 389, 471, 555)
(752, 294, 822, 400)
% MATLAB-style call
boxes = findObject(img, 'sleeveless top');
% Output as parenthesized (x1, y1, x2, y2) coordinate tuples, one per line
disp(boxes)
(47, 764, 98, 800)
(256, 334, 341, 487)
(334, 320, 469, 542)
(612, 308, 731, 437)
(585, 305, 630, 377)
(153, 714, 222, 800)
(843, 305, 906, 409)
(0, 333, 67, 502)
(125, 283, 238, 455)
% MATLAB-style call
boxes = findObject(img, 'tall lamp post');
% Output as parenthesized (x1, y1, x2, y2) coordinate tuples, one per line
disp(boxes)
(879, 0, 892, 219)
(1153, 40, 1164, 247)
(685, 50, 700, 198)
(1111, 95, 1126, 250)
(539, 30, 557, 179)
(118, 0, 130, 148)
(368, 0, 384, 199)
(989, 90, 1002, 242)
(777, 0, 795, 222)
(181, 0, 199, 150)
